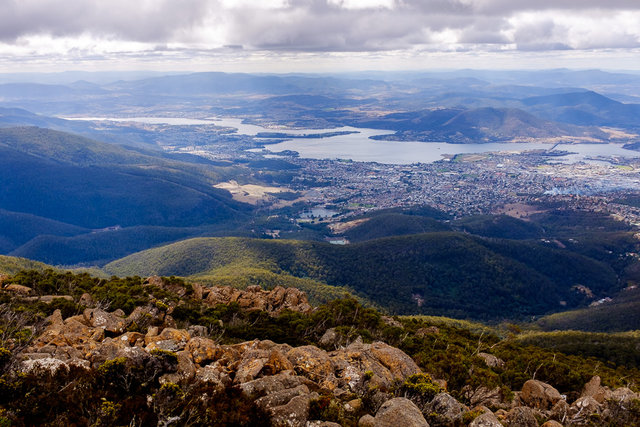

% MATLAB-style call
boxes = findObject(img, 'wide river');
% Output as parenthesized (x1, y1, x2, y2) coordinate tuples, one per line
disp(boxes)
(66, 117, 640, 165)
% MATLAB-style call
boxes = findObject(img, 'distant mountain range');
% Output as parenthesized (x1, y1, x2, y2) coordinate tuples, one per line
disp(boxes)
(522, 90, 640, 128)
(0, 70, 638, 144)
(359, 107, 608, 143)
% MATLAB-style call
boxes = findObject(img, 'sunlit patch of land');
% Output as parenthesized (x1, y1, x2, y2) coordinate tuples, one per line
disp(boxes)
(329, 218, 371, 234)
(497, 203, 548, 219)
(214, 181, 288, 205)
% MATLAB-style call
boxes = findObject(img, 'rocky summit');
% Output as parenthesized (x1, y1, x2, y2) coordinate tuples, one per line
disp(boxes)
(0, 272, 639, 426)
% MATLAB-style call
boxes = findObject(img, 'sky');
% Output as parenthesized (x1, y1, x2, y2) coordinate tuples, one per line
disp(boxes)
(0, 0, 639, 73)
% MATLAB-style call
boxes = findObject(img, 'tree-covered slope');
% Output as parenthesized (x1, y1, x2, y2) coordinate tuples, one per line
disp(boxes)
(535, 287, 640, 332)
(0, 127, 252, 263)
(104, 232, 619, 320)
(344, 213, 451, 243)
(0, 209, 88, 253)
(0, 255, 53, 275)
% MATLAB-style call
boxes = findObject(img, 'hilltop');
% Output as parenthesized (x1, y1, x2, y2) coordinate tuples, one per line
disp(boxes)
(0, 270, 638, 426)
(359, 107, 607, 143)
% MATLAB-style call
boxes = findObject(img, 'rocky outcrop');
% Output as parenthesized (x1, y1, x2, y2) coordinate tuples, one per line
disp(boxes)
(201, 284, 312, 316)
(8, 277, 640, 427)
(330, 339, 421, 394)
(21, 305, 422, 427)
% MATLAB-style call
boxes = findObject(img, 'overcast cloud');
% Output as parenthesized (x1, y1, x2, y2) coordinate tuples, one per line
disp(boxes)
(0, 0, 638, 71)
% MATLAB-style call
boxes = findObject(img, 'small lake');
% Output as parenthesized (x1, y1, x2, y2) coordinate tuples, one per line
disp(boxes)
(299, 207, 339, 219)
(66, 116, 640, 165)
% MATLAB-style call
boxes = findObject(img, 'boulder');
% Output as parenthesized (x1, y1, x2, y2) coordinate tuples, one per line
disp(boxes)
(190, 282, 205, 300)
(381, 316, 403, 328)
(83, 308, 126, 335)
(416, 326, 439, 337)
(146, 328, 191, 352)
(206, 286, 243, 305)
(240, 371, 309, 397)
(195, 362, 231, 389)
(238, 285, 268, 311)
(33, 295, 74, 303)
(60, 318, 95, 346)
(469, 411, 503, 427)
(374, 398, 429, 427)
(269, 393, 317, 427)
(144, 276, 165, 288)
(264, 348, 295, 375)
(287, 346, 333, 383)
(201, 284, 313, 316)
(549, 399, 570, 423)
(357, 414, 375, 427)
(187, 325, 208, 337)
(345, 398, 362, 413)
(185, 337, 221, 365)
(125, 306, 154, 330)
(580, 376, 608, 403)
(21, 357, 69, 373)
(541, 421, 563, 427)
(569, 395, 601, 423)
(369, 341, 421, 379)
(319, 328, 340, 349)
(255, 384, 310, 409)
(269, 286, 312, 314)
(477, 352, 505, 369)
(159, 350, 196, 384)
(235, 349, 269, 383)
(505, 407, 538, 427)
(465, 386, 504, 408)
(43, 309, 64, 330)
(426, 392, 467, 426)
(4, 284, 34, 295)
(78, 293, 95, 307)
(609, 386, 638, 403)
(329, 339, 421, 393)
(520, 379, 562, 410)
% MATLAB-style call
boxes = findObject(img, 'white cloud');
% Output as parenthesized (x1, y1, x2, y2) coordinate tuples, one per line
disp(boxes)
(0, 0, 639, 71)
(327, 0, 396, 9)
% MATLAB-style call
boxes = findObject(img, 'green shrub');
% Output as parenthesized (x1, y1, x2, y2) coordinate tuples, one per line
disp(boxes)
(401, 373, 442, 401)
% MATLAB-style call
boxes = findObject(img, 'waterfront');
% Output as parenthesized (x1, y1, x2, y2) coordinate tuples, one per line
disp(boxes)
(67, 116, 640, 165)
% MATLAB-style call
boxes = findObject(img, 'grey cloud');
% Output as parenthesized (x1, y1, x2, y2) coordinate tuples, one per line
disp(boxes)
(0, 0, 213, 41)
(0, 0, 638, 54)
(220, 0, 640, 52)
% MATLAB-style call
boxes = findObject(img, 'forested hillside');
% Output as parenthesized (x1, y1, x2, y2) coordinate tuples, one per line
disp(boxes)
(0, 127, 251, 264)
(104, 232, 622, 320)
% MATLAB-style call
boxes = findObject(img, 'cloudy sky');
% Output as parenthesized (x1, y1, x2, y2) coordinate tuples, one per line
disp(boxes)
(1, 0, 639, 72)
